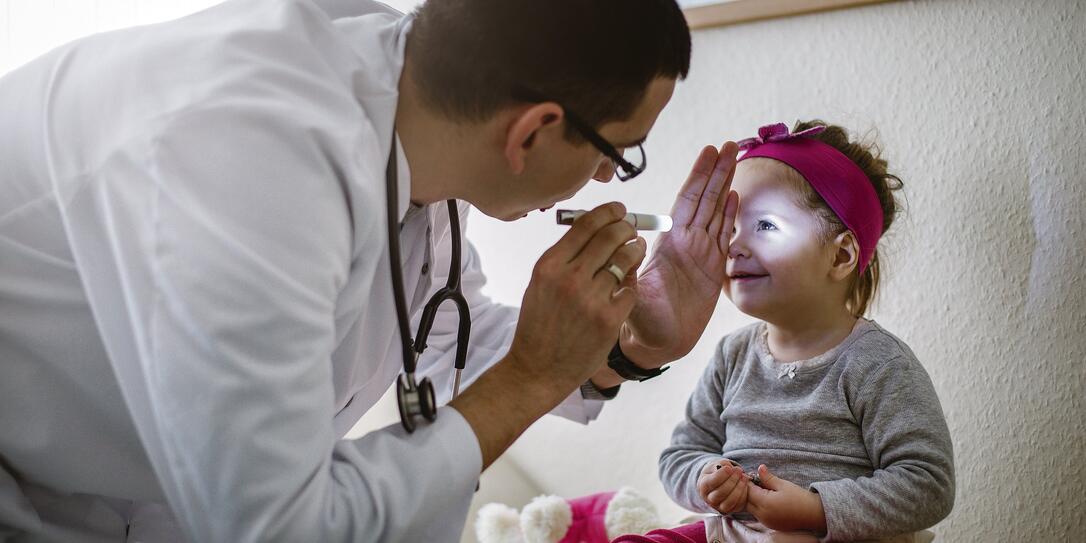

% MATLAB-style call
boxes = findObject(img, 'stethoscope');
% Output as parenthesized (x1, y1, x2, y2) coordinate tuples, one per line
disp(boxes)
(385, 138, 471, 433)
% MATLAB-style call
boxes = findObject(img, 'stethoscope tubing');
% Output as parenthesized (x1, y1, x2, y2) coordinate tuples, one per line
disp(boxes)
(386, 137, 471, 431)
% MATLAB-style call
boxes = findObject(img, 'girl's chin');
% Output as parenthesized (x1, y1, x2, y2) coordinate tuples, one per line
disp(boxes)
(728, 296, 776, 321)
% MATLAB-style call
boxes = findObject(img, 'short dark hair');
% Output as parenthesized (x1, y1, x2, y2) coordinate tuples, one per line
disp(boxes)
(407, 0, 691, 142)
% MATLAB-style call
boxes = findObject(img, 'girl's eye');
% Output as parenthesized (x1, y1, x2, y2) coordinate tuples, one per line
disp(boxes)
(756, 220, 777, 231)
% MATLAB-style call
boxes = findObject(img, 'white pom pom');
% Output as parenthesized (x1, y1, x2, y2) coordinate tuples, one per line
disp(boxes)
(476, 503, 526, 543)
(520, 495, 572, 543)
(604, 487, 662, 538)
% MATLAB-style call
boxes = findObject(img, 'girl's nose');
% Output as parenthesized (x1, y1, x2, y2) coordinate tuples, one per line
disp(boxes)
(728, 228, 750, 259)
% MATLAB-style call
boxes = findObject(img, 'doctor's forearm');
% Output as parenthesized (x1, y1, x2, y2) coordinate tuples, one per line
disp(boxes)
(448, 354, 576, 469)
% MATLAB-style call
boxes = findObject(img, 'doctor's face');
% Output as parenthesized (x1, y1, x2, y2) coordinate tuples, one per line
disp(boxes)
(498, 77, 676, 220)
(723, 159, 839, 323)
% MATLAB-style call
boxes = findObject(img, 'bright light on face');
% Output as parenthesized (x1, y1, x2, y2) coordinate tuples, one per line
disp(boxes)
(724, 159, 838, 323)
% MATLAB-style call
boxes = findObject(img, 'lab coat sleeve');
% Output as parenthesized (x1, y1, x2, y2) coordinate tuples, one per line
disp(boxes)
(82, 105, 479, 542)
(417, 202, 605, 424)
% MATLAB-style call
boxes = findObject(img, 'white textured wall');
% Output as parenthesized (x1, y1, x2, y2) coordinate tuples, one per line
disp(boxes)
(466, 0, 1086, 540)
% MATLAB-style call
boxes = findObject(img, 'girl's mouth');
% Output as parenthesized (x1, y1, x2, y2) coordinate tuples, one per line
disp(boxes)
(730, 273, 768, 281)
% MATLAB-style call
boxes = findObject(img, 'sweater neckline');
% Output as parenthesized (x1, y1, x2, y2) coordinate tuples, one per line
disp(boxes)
(755, 318, 874, 377)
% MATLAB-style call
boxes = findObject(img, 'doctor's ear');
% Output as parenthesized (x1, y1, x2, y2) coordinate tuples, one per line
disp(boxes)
(829, 230, 860, 281)
(503, 102, 564, 175)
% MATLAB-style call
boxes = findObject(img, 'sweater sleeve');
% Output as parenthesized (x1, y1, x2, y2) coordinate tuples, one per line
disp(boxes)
(810, 356, 955, 541)
(658, 338, 730, 514)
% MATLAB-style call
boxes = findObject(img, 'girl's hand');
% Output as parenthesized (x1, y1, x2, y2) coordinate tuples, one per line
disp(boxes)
(697, 459, 750, 515)
(746, 465, 828, 534)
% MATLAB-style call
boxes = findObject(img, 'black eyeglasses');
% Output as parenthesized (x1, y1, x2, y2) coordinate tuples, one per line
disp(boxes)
(512, 87, 646, 181)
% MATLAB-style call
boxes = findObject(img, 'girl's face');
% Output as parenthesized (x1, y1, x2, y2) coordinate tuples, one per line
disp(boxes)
(724, 158, 842, 323)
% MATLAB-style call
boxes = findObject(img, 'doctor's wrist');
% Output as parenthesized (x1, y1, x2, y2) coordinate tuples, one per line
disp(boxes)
(588, 365, 625, 390)
(617, 327, 670, 370)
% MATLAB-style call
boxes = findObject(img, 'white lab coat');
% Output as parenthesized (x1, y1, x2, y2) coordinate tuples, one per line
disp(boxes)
(0, 0, 604, 541)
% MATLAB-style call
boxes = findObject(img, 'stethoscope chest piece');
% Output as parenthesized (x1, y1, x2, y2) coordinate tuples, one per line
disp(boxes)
(397, 372, 437, 433)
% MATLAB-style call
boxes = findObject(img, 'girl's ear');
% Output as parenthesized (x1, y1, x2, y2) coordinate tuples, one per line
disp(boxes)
(829, 230, 860, 281)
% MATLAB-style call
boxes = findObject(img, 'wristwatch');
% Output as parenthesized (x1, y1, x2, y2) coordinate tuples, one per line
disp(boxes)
(607, 340, 669, 382)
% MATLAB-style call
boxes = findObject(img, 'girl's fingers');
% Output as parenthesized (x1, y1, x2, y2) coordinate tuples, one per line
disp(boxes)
(704, 467, 742, 507)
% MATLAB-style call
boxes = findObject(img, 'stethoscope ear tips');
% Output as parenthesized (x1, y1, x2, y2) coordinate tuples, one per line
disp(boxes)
(397, 373, 438, 433)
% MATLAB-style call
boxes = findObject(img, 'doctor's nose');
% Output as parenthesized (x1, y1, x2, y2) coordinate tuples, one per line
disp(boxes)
(592, 158, 616, 182)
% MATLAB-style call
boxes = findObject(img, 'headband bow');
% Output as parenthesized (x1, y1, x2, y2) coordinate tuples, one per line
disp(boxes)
(737, 123, 826, 150)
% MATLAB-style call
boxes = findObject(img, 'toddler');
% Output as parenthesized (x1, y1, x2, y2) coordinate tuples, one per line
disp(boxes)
(623, 121, 954, 543)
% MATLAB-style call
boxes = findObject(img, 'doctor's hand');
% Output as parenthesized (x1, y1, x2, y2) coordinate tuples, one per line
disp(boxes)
(450, 203, 645, 469)
(507, 202, 647, 391)
(619, 142, 740, 368)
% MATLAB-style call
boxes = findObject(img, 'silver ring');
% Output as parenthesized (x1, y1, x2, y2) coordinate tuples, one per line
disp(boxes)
(604, 263, 625, 284)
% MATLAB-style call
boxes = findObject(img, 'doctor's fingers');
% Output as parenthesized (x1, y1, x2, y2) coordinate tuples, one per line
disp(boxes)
(547, 202, 628, 262)
(690, 142, 739, 230)
(571, 219, 638, 275)
(669, 146, 719, 226)
(707, 178, 739, 241)
(591, 237, 647, 294)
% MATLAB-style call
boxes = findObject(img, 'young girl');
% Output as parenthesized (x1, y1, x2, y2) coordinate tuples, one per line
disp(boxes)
(618, 121, 954, 543)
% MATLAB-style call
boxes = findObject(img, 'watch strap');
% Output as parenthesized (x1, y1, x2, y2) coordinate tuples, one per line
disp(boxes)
(607, 341, 668, 382)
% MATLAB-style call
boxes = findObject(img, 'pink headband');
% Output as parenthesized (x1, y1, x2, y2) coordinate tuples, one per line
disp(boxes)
(736, 123, 883, 273)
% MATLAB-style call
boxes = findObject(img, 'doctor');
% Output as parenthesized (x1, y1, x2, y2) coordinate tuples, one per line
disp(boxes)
(0, 0, 741, 541)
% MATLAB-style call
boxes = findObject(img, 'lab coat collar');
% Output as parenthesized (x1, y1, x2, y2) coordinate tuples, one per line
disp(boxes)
(328, 6, 416, 223)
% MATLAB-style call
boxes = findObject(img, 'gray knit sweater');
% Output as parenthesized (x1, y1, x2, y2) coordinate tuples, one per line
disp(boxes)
(659, 319, 955, 541)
